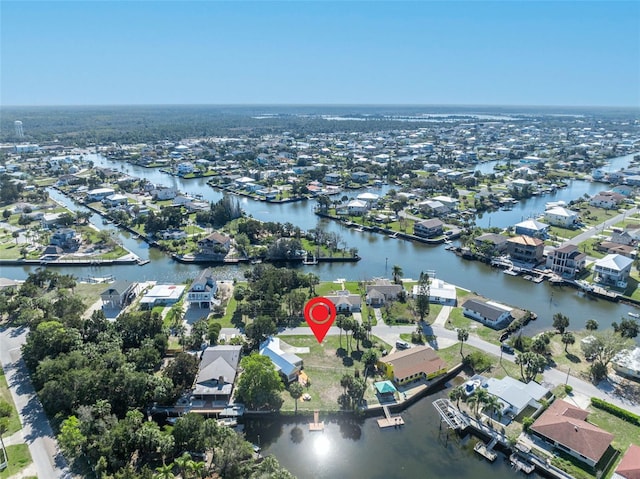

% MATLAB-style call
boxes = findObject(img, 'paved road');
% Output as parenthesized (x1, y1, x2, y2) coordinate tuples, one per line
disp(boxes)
(0, 326, 71, 479)
(560, 206, 638, 247)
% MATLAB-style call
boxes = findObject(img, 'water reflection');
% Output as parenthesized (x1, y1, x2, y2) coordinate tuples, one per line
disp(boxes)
(312, 435, 331, 457)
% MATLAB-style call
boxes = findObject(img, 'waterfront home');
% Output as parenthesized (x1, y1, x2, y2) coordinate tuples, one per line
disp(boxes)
(139, 284, 186, 309)
(197, 232, 232, 259)
(86, 187, 116, 202)
(614, 444, 640, 479)
(345, 199, 368, 216)
(49, 228, 80, 250)
(462, 298, 512, 329)
(103, 193, 129, 207)
(514, 219, 549, 238)
(610, 229, 637, 247)
(259, 337, 303, 384)
(323, 172, 342, 185)
(612, 347, 640, 380)
(411, 278, 457, 306)
(414, 218, 444, 238)
(482, 376, 550, 419)
(589, 191, 625, 209)
(431, 195, 458, 211)
(351, 171, 370, 183)
(593, 254, 633, 287)
(41, 212, 64, 229)
(325, 290, 362, 312)
(356, 192, 379, 208)
(545, 244, 586, 279)
(417, 200, 448, 216)
(151, 187, 179, 200)
(193, 345, 242, 404)
(100, 280, 138, 309)
(544, 206, 579, 228)
(506, 235, 545, 264)
(530, 399, 614, 468)
(365, 280, 404, 306)
(187, 268, 218, 309)
(596, 242, 636, 258)
(474, 233, 509, 255)
(377, 345, 446, 386)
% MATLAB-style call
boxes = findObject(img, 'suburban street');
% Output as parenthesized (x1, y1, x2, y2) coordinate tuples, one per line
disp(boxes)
(0, 326, 71, 479)
(561, 206, 639, 247)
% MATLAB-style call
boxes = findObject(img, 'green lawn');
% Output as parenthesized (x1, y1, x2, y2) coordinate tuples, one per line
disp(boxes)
(0, 368, 21, 436)
(73, 282, 109, 309)
(588, 408, 640, 453)
(0, 444, 32, 479)
(278, 334, 390, 411)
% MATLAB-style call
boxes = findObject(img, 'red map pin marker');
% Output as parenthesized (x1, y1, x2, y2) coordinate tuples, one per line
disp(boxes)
(304, 297, 337, 343)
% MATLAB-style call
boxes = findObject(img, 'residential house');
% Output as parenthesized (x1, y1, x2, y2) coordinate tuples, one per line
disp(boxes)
(410, 278, 457, 306)
(514, 219, 549, 238)
(259, 337, 303, 383)
(197, 232, 232, 259)
(325, 290, 362, 313)
(417, 200, 449, 216)
(151, 187, 179, 200)
(593, 254, 633, 286)
(356, 192, 379, 208)
(50, 228, 80, 250)
(531, 399, 614, 468)
(365, 280, 404, 306)
(101, 281, 137, 309)
(187, 268, 218, 309)
(482, 376, 550, 418)
(414, 218, 444, 238)
(544, 207, 579, 228)
(507, 235, 545, 264)
(139, 284, 186, 309)
(351, 171, 370, 183)
(612, 347, 640, 381)
(596, 242, 636, 258)
(431, 195, 458, 211)
(545, 244, 587, 279)
(41, 213, 64, 229)
(614, 444, 640, 479)
(474, 233, 509, 255)
(610, 229, 637, 247)
(462, 298, 512, 329)
(377, 346, 446, 386)
(103, 193, 129, 207)
(346, 199, 368, 216)
(323, 173, 342, 185)
(192, 345, 242, 402)
(590, 191, 624, 209)
(86, 187, 116, 202)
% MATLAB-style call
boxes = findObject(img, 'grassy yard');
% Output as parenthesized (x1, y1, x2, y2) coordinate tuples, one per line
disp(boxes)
(548, 225, 584, 239)
(588, 408, 640, 454)
(278, 334, 390, 411)
(0, 444, 32, 479)
(0, 368, 21, 436)
(444, 307, 503, 345)
(73, 282, 110, 309)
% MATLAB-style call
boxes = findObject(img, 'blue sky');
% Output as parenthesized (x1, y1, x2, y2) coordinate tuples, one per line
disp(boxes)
(1, 1, 639, 107)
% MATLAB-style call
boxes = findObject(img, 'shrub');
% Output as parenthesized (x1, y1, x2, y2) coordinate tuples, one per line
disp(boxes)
(463, 351, 492, 373)
(591, 397, 640, 426)
(564, 384, 573, 395)
(522, 416, 534, 432)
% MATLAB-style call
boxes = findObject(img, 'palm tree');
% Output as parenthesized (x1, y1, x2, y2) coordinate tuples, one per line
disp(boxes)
(154, 463, 175, 479)
(336, 315, 345, 349)
(289, 382, 304, 414)
(448, 385, 465, 408)
(190, 460, 206, 479)
(562, 331, 576, 352)
(392, 265, 403, 284)
(457, 328, 469, 357)
(482, 394, 502, 426)
(175, 453, 191, 479)
(586, 319, 599, 332)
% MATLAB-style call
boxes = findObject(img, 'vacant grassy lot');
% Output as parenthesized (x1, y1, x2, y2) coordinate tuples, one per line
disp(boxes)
(279, 334, 391, 411)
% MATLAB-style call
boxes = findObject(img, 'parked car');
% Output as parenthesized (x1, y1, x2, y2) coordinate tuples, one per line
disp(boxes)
(501, 343, 514, 354)
(396, 340, 411, 350)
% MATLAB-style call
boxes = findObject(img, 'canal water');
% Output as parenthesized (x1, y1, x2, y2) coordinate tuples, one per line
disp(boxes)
(4, 153, 640, 335)
(241, 388, 542, 479)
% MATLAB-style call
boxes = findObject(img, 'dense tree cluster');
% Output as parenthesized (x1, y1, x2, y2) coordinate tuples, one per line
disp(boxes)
(194, 196, 243, 228)
(1, 271, 294, 478)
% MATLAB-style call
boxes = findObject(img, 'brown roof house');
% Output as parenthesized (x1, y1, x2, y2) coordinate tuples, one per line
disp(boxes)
(377, 346, 447, 386)
(197, 232, 232, 260)
(614, 444, 640, 479)
(507, 235, 545, 264)
(530, 399, 614, 468)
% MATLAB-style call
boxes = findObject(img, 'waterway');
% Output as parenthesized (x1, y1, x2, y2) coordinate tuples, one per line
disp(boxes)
(241, 388, 542, 479)
(3, 153, 640, 335)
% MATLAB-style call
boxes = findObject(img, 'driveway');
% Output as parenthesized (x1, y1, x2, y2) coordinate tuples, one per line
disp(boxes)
(0, 326, 71, 479)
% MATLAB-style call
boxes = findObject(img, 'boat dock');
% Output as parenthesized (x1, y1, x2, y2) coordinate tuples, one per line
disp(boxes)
(474, 441, 497, 462)
(510, 453, 535, 474)
(377, 405, 405, 428)
(309, 410, 324, 431)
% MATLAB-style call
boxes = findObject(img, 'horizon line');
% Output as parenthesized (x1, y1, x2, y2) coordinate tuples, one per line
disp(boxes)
(1, 102, 639, 110)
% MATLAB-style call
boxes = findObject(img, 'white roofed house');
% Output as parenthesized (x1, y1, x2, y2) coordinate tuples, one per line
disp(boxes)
(325, 290, 362, 312)
(514, 219, 549, 238)
(544, 206, 579, 228)
(356, 192, 379, 208)
(187, 268, 218, 309)
(345, 199, 368, 216)
(593, 253, 633, 287)
(462, 298, 513, 329)
(365, 280, 404, 306)
(431, 195, 459, 211)
(612, 347, 640, 380)
(411, 278, 457, 306)
(589, 191, 625, 209)
(193, 345, 242, 404)
(259, 337, 303, 383)
(482, 376, 550, 419)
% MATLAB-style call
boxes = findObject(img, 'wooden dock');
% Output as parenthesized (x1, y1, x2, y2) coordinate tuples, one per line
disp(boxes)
(510, 453, 535, 474)
(377, 405, 405, 428)
(309, 410, 324, 431)
(474, 441, 497, 462)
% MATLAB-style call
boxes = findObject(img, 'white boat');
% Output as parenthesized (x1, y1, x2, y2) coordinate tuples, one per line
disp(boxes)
(628, 312, 639, 318)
